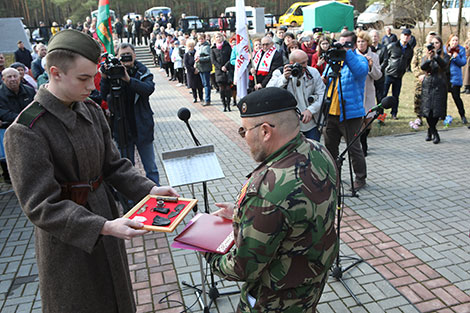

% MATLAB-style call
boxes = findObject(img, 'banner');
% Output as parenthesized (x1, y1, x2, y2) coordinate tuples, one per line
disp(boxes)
(235, 0, 250, 99)
(97, 0, 114, 55)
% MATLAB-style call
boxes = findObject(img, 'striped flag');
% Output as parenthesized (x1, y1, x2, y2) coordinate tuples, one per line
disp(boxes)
(234, 0, 250, 99)
(97, 0, 114, 55)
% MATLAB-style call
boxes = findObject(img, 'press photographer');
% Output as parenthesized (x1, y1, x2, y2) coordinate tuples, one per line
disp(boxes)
(322, 31, 369, 191)
(267, 50, 325, 141)
(100, 43, 160, 185)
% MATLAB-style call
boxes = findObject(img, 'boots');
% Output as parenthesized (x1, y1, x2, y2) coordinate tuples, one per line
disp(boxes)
(360, 129, 370, 156)
(425, 128, 433, 141)
(462, 116, 468, 124)
(220, 90, 227, 112)
(433, 129, 440, 144)
(225, 93, 231, 112)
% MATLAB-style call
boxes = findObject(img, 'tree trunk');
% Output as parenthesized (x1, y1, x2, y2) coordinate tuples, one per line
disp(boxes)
(457, 0, 464, 38)
(437, 0, 442, 38)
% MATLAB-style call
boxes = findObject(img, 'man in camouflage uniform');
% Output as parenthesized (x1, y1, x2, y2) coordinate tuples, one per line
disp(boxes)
(205, 87, 339, 312)
(411, 32, 437, 123)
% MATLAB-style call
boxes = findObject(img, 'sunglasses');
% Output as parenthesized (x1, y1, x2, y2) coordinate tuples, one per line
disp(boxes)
(238, 122, 275, 138)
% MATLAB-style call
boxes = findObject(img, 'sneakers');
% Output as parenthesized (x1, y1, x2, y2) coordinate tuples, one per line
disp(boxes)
(176, 83, 183, 87)
(203, 101, 211, 106)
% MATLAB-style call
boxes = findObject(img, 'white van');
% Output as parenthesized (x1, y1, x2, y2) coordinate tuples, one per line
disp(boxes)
(225, 6, 255, 28)
(145, 6, 172, 19)
(429, 0, 470, 25)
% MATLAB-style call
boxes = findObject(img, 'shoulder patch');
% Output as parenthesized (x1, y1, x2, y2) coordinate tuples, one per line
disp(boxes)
(17, 102, 46, 129)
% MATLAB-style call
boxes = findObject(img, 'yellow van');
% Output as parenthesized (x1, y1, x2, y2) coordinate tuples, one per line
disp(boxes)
(279, 1, 350, 26)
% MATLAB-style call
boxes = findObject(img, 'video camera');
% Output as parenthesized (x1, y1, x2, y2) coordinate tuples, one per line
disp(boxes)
(325, 41, 354, 64)
(100, 53, 132, 80)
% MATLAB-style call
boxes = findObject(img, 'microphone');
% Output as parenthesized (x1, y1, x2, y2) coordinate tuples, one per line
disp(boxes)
(368, 96, 395, 113)
(177, 107, 200, 146)
(177, 107, 191, 122)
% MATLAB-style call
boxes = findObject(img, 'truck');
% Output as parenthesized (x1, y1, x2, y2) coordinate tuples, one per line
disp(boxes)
(356, 1, 416, 30)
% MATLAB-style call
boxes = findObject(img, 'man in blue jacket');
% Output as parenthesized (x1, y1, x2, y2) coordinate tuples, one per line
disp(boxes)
(100, 43, 160, 186)
(323, 31, 369, 191)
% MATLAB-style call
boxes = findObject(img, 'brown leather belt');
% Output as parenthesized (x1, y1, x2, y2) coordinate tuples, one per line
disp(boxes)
(60, 175, 103, 205)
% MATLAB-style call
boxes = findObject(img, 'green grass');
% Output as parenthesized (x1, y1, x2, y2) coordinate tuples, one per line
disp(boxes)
(369, 71, 468, 137)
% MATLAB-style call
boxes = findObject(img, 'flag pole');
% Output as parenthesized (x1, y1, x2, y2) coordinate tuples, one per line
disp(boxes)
(245, 25, 258, 86)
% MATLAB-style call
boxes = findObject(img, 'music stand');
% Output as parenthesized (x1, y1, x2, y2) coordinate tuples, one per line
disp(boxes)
(162, 144, 237, 312)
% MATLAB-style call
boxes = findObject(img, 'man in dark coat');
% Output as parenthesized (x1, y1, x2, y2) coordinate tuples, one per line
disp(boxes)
(114, 17, 124, 42)
(132, 16, 142, 45)
(141, 17, 153, 46)
(100, 43, 160, 185)
(382, 26, 397, 46)
(4, 29, 179, 313)
(179, 13, 189, 33)
(14, 40, 33, 69)
(31, 44, 47, 79)
(370, 29, 388, 104)
(383, 28, 414, 119)
(249, 36, 284, 92)
(38, 21, 50, 43)
(0, 67, 35, 182)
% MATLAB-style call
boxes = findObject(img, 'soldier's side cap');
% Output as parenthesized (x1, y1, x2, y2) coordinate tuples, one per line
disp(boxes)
(47, 29, 101, 64)
(238, 87, 298, 117)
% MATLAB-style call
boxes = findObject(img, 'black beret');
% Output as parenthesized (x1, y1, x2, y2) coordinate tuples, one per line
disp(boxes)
(47, 29, 101, 64)
(238, 87, 298, 117)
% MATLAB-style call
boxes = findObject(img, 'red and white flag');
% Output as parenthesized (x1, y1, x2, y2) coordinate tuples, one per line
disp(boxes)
(234, 0, 250, 99)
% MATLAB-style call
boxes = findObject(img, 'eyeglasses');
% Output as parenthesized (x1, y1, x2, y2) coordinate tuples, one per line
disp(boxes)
(238, 122, 275, 138)
(261, 43, 272, 46)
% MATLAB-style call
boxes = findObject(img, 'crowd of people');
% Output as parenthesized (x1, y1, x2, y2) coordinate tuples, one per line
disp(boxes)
(1, 15, 470, 312)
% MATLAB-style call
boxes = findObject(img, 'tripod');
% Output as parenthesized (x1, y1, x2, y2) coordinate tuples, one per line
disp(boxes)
(178, 108, 239, 312)
(331, 110, 383, 305)
(107, 76, 132, 212)
(316, 62, 359, 197)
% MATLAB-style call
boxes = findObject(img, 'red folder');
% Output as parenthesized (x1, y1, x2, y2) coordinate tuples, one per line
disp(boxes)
(174, 213, 235, 254)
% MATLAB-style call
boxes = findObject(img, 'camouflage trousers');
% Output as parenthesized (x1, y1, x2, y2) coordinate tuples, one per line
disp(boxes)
(414, 81, 423, 117)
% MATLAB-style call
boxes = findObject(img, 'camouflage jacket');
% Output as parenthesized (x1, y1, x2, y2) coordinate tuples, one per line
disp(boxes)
(411, 46, 427, 80)
(206, 134, 339, 313)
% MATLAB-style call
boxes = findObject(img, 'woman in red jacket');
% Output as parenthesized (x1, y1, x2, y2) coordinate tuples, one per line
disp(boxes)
(311, 36, 331, 75)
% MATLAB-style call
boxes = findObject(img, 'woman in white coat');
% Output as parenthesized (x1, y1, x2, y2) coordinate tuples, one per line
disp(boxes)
(356, 31, 382, 156)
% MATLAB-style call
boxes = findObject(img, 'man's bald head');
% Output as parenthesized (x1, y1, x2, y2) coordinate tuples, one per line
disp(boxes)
(2, 68, 21, 93)
(289, 49, 309, 63)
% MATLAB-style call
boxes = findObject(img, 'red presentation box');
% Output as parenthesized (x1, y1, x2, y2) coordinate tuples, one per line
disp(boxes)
(123, 195, 198, 232)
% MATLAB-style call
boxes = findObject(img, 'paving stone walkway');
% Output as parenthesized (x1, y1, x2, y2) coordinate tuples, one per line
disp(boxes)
(0, 66, 469, 313)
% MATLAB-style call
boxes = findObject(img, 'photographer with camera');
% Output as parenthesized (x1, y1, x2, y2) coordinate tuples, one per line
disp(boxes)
(421, 36, 450, 144)
(100, 43, 160, 185)
(267, 50, 325, 141)
(323, 31, 369, 191)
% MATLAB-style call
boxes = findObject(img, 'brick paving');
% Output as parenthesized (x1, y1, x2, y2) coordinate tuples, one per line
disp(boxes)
(1, 64, 470, 312)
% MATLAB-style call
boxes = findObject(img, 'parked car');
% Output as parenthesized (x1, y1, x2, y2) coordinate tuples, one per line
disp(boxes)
(208, 18, 220, 31)
(265, 14, 277, 27)
(186, 16, 204, 30)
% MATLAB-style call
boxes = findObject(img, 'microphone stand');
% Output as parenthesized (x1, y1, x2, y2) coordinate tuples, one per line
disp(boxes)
(179, 112, 239, 312)
(331, 109, 381, 305)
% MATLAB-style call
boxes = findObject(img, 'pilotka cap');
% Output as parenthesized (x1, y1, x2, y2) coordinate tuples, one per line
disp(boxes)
(47, 29, 102, 64)
(238, 87, 298, 117)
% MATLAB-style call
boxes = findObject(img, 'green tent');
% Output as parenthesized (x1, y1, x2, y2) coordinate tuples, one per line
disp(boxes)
(302, 1, 354, 33)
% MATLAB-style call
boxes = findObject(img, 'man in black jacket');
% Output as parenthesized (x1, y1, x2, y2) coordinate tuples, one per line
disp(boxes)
(370, 30, 388, 104)
(382, 29, 414, 119)
(0, 68, 36, 182)
(100, 43, 160, 185)
(14, 41, 33, 69)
